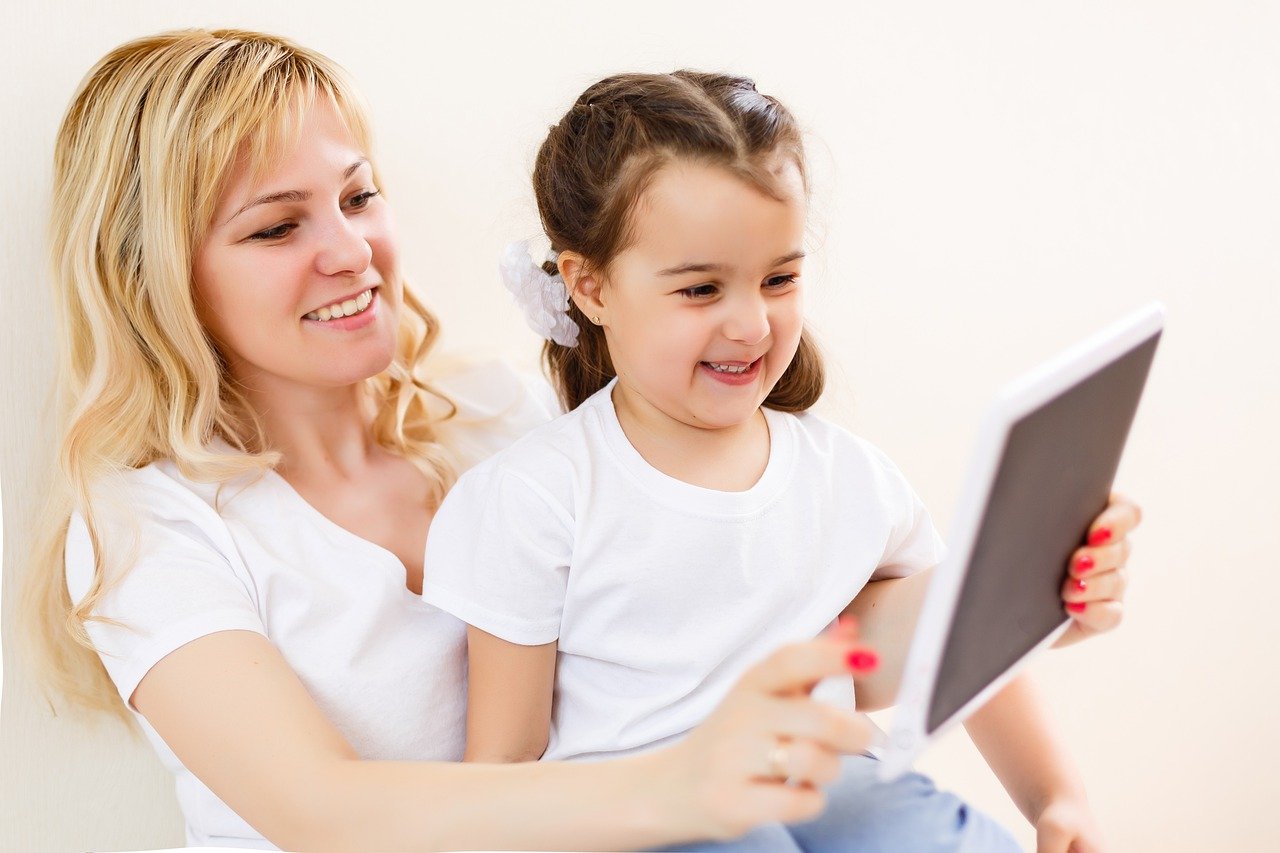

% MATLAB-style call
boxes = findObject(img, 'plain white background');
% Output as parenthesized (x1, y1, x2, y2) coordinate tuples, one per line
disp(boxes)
(2, 2, 1278, 850)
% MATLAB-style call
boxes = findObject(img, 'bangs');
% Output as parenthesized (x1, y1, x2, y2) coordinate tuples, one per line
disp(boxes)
(186, 38, 375, 243)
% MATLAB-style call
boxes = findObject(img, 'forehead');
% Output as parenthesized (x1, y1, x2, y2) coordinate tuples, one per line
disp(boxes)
(215, 99, 367, 215)
(628, 159, 806, 262)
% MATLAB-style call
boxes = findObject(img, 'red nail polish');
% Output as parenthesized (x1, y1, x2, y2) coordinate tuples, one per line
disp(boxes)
(1066, 602, 1087, 614)
(847, 649, 879, 673)
(1088, 528, 1112, 547)
(1075, 554, 1095, 574)
(1072, 578, 1087, 593)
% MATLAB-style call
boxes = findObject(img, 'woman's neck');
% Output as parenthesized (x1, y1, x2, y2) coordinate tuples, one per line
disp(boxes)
(237, 369, 381, 482)
(610, 383, 770, 492)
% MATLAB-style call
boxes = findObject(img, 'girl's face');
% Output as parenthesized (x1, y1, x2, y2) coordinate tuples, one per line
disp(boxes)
(594, 159, 807, 432)
(194, 100, 400, 393)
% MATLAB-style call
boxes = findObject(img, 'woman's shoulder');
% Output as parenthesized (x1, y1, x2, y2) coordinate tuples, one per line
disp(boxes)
(426, 357, 562, 472)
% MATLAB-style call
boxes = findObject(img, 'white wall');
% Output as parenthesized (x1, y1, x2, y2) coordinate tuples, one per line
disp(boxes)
(2, 2, 1277, 850)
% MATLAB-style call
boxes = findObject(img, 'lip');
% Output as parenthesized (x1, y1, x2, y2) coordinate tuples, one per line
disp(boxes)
(302, 287, 379, 332)
(699, 356, 763, 386)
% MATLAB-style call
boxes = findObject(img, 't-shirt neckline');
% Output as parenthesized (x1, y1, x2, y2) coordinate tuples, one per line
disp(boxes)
(589, 377, 797, 517)
(262, 467, 425, 598)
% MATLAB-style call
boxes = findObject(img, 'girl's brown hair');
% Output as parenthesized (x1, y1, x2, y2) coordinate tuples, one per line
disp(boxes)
(533, 70, 825, 412)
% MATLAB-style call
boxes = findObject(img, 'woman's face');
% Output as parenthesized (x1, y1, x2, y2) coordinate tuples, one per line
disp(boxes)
(194, 100, 400, 392)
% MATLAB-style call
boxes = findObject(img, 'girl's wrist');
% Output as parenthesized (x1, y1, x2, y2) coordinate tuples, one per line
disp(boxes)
(1030, 784, 1091, 824)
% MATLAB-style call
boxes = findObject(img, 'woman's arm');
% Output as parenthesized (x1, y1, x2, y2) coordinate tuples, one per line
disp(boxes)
(464, 625, 557, 762)
(133, 628, 874, 852)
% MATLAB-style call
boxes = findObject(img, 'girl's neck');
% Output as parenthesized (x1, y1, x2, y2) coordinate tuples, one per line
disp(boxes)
(610, 382, 771, 492)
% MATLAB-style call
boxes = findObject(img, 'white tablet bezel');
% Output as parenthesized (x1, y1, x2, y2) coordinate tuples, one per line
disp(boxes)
(877, 302, 1165, 780)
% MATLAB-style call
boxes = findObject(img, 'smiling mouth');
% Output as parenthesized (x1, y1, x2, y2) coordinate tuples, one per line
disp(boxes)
(303, 288, 376, 322)
(701, 358, 760, 374)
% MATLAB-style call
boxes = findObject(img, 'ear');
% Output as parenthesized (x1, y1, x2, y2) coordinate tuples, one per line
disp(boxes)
(558, 251, 607, 324)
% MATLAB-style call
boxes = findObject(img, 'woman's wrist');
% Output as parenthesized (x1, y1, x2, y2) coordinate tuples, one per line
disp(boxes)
(621, 743, 714, 849)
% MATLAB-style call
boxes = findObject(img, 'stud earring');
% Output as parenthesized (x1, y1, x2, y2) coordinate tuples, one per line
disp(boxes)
(591, 316, 601, 324)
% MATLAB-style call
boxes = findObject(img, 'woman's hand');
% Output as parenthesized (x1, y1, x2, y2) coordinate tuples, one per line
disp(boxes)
(1056, 491, 1143, 648)
(1034, 794, 1106, 853)
(652, 623, 877, 843)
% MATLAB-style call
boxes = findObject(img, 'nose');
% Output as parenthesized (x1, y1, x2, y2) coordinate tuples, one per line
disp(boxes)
(722, 292, 770, 346)
(314, 212, 373, 278)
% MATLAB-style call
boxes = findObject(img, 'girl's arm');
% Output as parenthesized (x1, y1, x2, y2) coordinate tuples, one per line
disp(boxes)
(132, 627, 874, 852)
(464, 625, 557, 762)
(840, 569, 932, 711)
(964, 675, 1102, 848)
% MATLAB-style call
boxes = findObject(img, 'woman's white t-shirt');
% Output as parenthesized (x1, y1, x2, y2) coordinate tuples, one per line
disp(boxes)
(422, 380, 947, 763)
(63, 362, 554, 850)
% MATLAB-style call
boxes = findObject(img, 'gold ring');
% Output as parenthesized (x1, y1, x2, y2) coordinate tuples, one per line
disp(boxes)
(767, 741, 790, 780)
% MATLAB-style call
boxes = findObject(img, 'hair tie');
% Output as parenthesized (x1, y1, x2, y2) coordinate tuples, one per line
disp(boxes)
(499, 241, 580, 348)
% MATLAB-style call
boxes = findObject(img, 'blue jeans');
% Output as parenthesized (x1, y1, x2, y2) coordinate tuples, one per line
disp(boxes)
(652, 754, 1020, 852)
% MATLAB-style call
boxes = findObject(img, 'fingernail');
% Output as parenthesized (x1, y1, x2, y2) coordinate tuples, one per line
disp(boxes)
(1088, 527, 1112, 547)
(1075, 554, 1095, 574)
(1067, 602, 1087, 614)
(846, 649, 879, 673)
(1071, 578, 1087, 593)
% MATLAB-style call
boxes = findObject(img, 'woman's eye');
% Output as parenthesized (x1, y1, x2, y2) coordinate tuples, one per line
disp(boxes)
(681, 283, 719, 299)
(345, 189, 380, 210)
(765, 274, 798, 289)
(248, 223, 296, 241)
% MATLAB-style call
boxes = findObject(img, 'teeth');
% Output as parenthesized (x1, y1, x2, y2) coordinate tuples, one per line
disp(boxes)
(305, 289, 373, 322)
(706, 361, 751, 374)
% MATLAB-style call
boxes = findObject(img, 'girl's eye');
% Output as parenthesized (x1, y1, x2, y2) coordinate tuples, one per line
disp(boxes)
(248, 223, 296, 241)
(345, 189, 380, 210)
(765, 274, 799, 290)
(681, 283, 719, 299)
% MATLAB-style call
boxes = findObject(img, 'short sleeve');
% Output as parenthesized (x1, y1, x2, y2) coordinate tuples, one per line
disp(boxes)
(865, 446, 948, 582)
(64, 493, 266, 707)
(422, 465, 572, 646)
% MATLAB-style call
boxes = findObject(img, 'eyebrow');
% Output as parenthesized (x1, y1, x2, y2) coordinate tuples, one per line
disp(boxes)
(225, 158, 369, 224)
(657, 250, 806, 276)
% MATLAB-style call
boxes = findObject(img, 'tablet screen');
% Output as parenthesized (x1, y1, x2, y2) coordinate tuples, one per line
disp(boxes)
(926, 331, 1161, 734)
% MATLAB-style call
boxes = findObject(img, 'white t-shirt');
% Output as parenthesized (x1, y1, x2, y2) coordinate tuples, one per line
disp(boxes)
(64, 361, 554, 850)
(421, 380, 946, 763)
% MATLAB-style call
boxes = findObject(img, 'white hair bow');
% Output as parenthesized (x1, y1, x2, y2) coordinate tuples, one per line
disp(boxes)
(499, 240, 580, 348)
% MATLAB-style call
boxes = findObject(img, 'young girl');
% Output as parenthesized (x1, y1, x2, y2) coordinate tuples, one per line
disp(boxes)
(422, 71, 1135, 851)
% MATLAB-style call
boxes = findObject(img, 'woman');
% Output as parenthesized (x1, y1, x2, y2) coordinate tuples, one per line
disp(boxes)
(24, 28, 1139, 851)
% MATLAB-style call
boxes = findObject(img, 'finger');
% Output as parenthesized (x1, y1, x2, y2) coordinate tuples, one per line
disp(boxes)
(1086, 494, 1143, 546)
(1063, 599, 1123, 634)
(756, 738, 842, 787)
(1067, 539, 1131, 579)
(766, 696, 874, 755)
(738, 638, 863, 697)
(1063, 566, 1128, 605)
(736, 782, 828, 827)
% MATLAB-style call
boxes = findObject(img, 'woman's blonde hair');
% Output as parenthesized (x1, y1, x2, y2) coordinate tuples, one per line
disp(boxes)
(22, 29, 456, 725)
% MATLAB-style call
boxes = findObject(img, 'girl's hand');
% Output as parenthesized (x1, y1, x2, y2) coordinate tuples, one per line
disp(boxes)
(654, 623, 877, 843)
(1034, 794, 1106, 853)
(1056, 491, 1143, 648)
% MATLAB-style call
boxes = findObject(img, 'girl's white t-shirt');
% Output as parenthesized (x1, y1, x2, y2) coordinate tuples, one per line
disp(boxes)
(422, 380, 947, 763)
(63, 361, 555, 850)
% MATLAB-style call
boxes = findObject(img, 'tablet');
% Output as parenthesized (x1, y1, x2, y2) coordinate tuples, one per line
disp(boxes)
(877, 302, 1164, 781)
